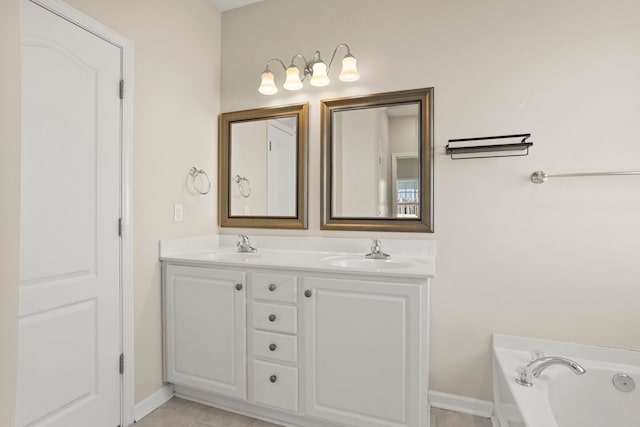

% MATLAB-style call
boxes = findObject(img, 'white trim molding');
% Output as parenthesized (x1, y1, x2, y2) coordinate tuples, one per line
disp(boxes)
(429, 390, 494, 418)
(28, 1, 135, 425)
(134, 384, 175, 422)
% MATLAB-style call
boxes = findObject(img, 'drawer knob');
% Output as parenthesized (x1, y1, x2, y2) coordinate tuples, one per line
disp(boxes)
(268, 283, 277, 292)
(269, 343, 277, 351)
(269, 375, 277, 383)
(235, 283, 243, 291)
(304, 290, 312, 298)
(268, 314, 277, 322)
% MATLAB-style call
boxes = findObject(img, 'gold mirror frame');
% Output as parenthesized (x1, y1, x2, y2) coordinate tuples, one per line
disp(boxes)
(321, 88, 433, 232)
(219, 103, 309, 229)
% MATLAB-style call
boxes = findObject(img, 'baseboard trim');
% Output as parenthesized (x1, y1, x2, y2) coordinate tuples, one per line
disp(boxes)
(134, 384, 175, 422)
(428, 390, 493, 418)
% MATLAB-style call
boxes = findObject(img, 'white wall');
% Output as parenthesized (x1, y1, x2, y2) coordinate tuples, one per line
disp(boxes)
(61, 0, 221, 403)
(0, 0, 20, 423)
(220, 0, 640, 400)
(336, 109, 380, 216)
(389, 116, 419, 155)
(230, 120, 267, 215)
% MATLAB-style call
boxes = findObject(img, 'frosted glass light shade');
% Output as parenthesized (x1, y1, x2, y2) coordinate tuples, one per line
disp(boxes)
(283, 66, 303, 90)
(339, 54, 360, 82)
(258, 70, 278, 95)
(310, 62, 330, 87)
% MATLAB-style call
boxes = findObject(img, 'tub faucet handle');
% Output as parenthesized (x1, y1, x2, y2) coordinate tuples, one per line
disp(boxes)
(515, 366, 533, 387)
(530, 349, 545, 361)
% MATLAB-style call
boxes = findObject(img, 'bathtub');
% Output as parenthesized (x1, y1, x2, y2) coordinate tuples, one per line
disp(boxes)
(493, 334, 640, 427)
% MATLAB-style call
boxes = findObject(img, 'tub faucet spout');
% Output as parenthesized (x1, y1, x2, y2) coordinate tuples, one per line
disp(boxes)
(516, 356, 586, 387)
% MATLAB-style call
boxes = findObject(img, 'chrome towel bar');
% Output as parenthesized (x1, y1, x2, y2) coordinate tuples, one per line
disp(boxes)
(531, 170, 640, 184)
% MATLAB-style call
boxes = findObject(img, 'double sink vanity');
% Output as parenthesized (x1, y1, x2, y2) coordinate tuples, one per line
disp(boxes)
(161, 87, 435, 426)
(161, 235, 435, 427)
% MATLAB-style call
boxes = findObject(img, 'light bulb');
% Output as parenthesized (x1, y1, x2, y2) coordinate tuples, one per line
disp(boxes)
(258, 70, 278, 95)
(310, 61, 330, 87)
(283, 66, 303, 90)
(339, 54, 360, 82)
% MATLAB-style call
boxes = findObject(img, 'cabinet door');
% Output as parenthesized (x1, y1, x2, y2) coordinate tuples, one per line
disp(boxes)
(303, 276, 425, 427)
(164, 264, 246, 398)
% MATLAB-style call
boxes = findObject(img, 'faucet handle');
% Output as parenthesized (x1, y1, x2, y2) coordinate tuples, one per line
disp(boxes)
(515, 366, 533, 387)
(371, 239, 381, 250)
(530, 349, 545, 361)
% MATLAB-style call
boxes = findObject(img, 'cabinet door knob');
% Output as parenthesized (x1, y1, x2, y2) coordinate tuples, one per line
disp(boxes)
(304, 290, 312, 298)
(268, 283, 276, 292)
(268, 314, 276, 322)
(269, 375, 277, 383)
(235, 283, 243, 291)
(269, 343, 277, 351)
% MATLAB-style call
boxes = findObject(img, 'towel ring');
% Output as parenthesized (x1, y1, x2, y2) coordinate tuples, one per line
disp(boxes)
(233, 174, 251, 198)
(189, 167, 211, 195)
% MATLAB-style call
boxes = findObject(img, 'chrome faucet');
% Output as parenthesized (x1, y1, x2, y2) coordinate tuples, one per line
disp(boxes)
(365, 239, 390, 260)
(236, 234, 257, 253)
(516, 355, 586, 387)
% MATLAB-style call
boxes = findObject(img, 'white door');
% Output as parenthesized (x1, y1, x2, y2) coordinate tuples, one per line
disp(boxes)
(18, 1, 122, 426)
(163, 265, 247, 399)
(267, 119, 296, 216)
(303, 276, 424, 427)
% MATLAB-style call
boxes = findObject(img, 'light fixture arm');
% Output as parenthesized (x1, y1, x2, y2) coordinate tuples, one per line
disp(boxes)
(263, 57, 287, 72)
(326, 43, 353, 73)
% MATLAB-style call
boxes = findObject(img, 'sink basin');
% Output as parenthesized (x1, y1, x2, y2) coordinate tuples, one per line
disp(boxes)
(320, 255, 416, 270)
(196, 251, 261, 262)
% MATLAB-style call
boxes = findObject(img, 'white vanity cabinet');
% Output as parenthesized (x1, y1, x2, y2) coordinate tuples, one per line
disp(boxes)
(162, 253, 431, 427)
(302, 276, 427, 427)
(163, 264, 247, 399)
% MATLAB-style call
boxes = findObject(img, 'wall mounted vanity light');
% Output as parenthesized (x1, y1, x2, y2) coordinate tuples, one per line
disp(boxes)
(258, 43, 360, 95)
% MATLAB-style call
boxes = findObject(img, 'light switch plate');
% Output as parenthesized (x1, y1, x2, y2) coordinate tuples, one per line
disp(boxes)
(174, 204, 183, 222)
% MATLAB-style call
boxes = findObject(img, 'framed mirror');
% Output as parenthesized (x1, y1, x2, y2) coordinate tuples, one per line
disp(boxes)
(219, 103, 308, 229)
(321, 88, 433, 232)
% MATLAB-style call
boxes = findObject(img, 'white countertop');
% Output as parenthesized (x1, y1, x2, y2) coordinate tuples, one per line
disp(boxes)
(160, 235, 436, 279)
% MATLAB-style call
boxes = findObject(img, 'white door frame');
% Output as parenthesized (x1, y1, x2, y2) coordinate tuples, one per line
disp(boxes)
(27, 0, 135, 425)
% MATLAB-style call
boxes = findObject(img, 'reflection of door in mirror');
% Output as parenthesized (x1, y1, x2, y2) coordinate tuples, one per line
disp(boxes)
(230, 117, 296, 217)
(267, 119, 296, 216)
(332, 104, 419, 218)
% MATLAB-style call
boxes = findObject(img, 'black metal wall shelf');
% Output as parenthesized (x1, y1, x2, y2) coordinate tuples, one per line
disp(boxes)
(446, 133, 532, 159)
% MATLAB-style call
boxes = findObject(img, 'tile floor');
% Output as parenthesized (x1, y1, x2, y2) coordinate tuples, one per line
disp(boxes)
(130, 397, 493, 427)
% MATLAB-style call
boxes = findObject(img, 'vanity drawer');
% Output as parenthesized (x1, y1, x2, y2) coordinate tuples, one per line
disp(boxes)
(252, 273, 297, 303)
(252, 302, 297, 334)
(252, 360, 298, 412)
(252, 330, 297, 363)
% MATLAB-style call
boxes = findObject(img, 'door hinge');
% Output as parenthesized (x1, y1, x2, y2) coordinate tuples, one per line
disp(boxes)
(119, 80, 124, 99)
(269, 140, 272, 151)
(118, 218, 123, 236)
(119, 353, 124, 375)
